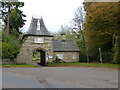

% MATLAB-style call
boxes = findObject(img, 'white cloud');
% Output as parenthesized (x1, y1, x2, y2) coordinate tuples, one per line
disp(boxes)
(19, 0, 84, 32)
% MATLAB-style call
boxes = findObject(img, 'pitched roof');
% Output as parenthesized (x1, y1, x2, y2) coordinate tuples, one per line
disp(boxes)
(53, 40, 79, 52)
(25, 17, 53, 36)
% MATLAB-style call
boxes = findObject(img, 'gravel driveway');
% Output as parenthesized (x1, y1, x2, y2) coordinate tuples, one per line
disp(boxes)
(2, 67, 119, 88)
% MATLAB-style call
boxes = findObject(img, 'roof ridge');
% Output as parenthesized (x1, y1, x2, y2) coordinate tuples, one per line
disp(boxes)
(53, 40, 79, 52)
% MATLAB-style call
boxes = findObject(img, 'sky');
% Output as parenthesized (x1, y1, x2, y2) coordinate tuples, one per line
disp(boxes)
(19, 0, 84, 33)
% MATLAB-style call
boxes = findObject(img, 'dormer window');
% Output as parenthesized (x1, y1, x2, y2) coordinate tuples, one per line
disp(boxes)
(37, 20, 40, 30)
(35, 37, 44, 43)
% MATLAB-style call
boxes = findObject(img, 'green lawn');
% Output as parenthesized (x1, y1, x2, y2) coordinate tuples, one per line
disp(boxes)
(48, 62, 119, 68)
(0, 62, 119, 68)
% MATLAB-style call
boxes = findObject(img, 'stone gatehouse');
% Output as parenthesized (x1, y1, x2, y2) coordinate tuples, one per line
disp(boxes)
(16, 17, 79, 66)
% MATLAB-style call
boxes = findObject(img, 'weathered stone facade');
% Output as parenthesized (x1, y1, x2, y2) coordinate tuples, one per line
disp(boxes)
(16, 36, 54, 64)
(54, 52, 79, 62)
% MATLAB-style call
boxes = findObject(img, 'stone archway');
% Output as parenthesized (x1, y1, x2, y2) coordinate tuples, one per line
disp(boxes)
(33, 47, 46, 66)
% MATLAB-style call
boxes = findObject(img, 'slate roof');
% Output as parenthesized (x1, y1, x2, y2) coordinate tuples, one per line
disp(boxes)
(25, 17, 53, 36)
(53, 40, 80, 52)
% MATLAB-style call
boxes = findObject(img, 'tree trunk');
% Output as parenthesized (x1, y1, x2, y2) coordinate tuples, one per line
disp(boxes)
(6, 6, 10, 34)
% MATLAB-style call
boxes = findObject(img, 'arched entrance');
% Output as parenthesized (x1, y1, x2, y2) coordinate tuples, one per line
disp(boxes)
(33, 48, 46, 66)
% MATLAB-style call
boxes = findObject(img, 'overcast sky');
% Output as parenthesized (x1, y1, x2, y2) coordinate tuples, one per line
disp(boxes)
(19, 0, 84, 33)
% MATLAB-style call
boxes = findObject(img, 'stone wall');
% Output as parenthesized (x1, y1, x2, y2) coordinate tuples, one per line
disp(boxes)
(2, 59, 17, 65)
(54, 52, 79, 62)
(16, 36, 54, 64)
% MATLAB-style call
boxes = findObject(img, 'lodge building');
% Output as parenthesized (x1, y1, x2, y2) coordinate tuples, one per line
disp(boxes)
(16, 17, 79, 66)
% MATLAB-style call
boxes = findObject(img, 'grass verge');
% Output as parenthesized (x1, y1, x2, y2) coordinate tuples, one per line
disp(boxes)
(0, 63, 119, 68)
(48, 62, 119, 69)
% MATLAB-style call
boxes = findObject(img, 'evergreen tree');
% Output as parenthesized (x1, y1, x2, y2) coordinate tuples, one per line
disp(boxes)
(1, 2, 26, 35)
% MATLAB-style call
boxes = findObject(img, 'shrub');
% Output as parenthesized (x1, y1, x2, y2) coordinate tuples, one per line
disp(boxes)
(2, 32, 21, 59)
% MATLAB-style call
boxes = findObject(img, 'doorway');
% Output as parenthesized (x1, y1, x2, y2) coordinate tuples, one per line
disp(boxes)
(33, 49, 46, 66)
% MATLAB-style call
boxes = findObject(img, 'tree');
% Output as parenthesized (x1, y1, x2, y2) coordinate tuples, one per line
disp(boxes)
(53, 25, 76, 41)
(70, 6, 90, 62)
(2, 31, 21, 59)
(1, 1, 26, 62)
(83, 2, 119, 63)
(70, 6, 85, 39)
(1, 2, 26, 35)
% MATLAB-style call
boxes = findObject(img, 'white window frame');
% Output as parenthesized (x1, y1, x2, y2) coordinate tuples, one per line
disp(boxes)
(57, 54, 63, 60)
(35, 37, 44, 43)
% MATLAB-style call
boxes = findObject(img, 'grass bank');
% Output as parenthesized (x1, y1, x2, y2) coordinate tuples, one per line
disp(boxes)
(48, 62, 119, 69)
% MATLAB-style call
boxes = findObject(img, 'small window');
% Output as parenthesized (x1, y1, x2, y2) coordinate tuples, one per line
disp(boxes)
(35, 37, 44, 43)
(57, 54, 63, 59)
(73, 54, 76, 59)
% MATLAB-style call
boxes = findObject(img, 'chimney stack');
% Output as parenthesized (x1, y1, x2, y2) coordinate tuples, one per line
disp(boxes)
(61, 33, 66, 41)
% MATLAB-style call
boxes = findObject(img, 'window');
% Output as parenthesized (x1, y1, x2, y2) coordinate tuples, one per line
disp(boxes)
(48, 56, 53, 59)
(57, 54, 63, 59)
(73, 54, 76, 59)
(35, 37, 44, 43)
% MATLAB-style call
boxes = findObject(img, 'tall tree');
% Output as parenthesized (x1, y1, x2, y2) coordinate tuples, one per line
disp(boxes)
(70, 6, 89, 62)
(83, 2, 119, 63)
(1, 2, 26, 35)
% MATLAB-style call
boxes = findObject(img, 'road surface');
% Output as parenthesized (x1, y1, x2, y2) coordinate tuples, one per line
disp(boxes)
(2, 67, 119, 88)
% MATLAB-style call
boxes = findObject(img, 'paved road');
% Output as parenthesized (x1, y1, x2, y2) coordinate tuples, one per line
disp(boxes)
(2, 67, 119, 88)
